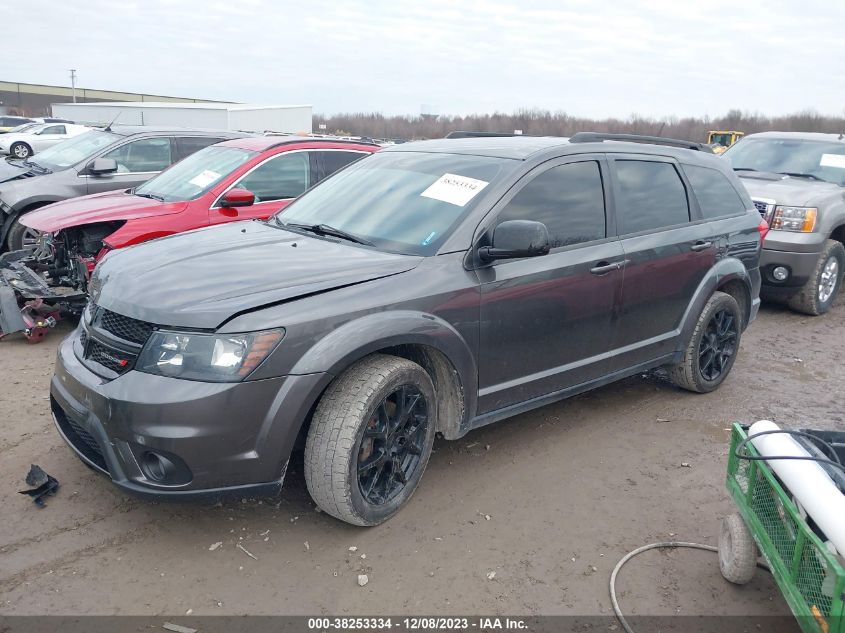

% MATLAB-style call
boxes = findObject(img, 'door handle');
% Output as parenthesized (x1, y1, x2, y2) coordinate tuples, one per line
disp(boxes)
(690, 241, 713, 252)
(590, 260, 626, 275)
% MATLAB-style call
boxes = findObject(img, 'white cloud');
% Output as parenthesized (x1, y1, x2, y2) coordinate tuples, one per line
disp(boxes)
(6, 0, 845, 117)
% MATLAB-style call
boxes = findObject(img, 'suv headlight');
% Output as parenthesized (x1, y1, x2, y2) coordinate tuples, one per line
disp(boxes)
(136, 329, 284, 382)
(771, 206, 817, 232)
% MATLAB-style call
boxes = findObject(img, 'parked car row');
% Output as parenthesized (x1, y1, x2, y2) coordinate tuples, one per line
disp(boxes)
(0, 115, 73, 132)
(0, 126, 842, 527)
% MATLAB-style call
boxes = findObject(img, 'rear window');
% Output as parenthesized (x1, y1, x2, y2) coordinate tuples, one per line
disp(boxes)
(684, 164, 747, 219)
(615, 160, 690, 234)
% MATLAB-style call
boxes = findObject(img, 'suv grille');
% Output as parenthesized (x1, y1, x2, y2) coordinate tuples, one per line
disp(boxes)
(753, 200, 768, 215)
(78, 304, 156, 378)
(97, 309, 154, 345)
(86, 338, 135, 374)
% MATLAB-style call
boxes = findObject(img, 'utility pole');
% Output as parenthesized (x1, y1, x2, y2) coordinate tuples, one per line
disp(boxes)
(69, 69, 77, 103)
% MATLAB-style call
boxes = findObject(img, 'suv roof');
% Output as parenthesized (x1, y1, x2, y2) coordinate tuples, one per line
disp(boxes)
(221, 135, 379, 152)
(386, 134, 723, 163)
(106, 125, 251, 138)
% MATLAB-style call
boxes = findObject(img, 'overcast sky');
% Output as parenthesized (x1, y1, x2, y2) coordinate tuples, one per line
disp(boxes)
(6, 0, 844, 118)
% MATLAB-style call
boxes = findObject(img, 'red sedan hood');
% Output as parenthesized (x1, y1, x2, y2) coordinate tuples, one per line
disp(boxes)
(22, 190, 188, 232)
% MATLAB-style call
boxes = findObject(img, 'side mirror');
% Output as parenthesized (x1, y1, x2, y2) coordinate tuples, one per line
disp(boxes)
(88, 157, 118, 176)
(479, 220, 551, 261)
(220, 188, 255, 208)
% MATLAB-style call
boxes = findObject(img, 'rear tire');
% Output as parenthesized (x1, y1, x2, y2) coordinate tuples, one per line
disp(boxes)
(304, 354, 437, 526)
(668, 291, 742, 393)
(10, 142, 32, 159)
(787, 239, 844, 316)
(719, 513, 757, 585)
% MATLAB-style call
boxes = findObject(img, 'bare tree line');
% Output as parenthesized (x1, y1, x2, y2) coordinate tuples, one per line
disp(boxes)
(315, 109, 845, 141)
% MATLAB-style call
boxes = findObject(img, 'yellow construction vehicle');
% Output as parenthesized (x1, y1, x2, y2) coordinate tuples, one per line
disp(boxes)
(707, 130, 744, 154)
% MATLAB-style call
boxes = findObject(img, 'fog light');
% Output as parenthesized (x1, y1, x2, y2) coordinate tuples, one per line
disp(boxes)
(772, 266, 789, 281)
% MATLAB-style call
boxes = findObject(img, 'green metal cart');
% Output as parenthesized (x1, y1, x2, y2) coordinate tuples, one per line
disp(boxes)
(721, 423, 845, 633)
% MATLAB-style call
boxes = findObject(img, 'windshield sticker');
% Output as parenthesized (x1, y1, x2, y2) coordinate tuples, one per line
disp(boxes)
(820, 154, 845, 169)
(420, 173, 489, 207)
(421, 231, 437, 246)
(189, 169, 222, 188)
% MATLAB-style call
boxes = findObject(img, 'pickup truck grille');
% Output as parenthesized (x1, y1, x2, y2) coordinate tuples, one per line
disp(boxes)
(751, 198, 775, 222)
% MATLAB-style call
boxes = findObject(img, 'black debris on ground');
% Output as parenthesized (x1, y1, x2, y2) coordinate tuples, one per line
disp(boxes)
(18, 464, 60, 508)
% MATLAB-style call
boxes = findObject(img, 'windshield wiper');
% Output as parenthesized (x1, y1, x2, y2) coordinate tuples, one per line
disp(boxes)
(733, 167, 760, 172)
(780, 172, 825, 182)
(134, 191, 165, 202)
(282, 222, 374, 246)
(23, 159, 50, 174)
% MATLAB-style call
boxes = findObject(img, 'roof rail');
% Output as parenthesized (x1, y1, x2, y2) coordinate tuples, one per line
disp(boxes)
(569, 132, 713, 153)
(445, 131, 524, 139)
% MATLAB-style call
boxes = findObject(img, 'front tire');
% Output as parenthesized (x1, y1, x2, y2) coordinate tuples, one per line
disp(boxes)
(787, 239, 844, 316)
(6, 215, 43, 251)
(304, 354, 437, 526)
(10, 142, 32, 159)
(668, 291, 742, 393)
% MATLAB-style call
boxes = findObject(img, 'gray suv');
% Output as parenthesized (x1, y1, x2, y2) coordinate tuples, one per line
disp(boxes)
(0, 126, 247, 250)
(50, 133, 763, 525)
(723, 132, 845, 314)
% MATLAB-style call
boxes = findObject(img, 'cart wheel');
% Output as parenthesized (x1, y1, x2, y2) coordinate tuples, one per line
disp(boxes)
(719, 513, 757, 585)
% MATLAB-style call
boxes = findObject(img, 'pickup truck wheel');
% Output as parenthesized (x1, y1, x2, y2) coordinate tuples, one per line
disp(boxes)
(10, 142, 32, 159)
(304, 354, 437, 526)
(787, 239, 844, 316)
(668, 291, 741, 393)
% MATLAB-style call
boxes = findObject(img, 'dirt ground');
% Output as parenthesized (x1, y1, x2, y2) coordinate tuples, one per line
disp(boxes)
(0, 298, 842, 622)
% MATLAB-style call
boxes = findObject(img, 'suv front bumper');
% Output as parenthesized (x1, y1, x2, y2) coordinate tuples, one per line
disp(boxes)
(51, 332, 329, 500)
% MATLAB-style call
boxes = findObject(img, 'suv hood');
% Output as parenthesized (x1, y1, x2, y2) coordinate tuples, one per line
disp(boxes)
(0, 159, 43, 185)
(90, 220, 423, 329)
(22, 190, 186, 232)
(739, 173, 843, 206)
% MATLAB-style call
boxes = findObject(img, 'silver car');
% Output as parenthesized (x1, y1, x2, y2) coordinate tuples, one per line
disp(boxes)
(0, 126, 248, 250)
(0, 123, 90, 159)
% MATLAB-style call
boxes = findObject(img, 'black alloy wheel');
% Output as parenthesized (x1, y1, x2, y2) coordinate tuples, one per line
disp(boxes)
(698, 308, 737, 382)
(356, 384, 429, 505)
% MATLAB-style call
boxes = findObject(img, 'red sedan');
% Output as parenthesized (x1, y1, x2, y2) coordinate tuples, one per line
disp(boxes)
(21, 136, 378, 272)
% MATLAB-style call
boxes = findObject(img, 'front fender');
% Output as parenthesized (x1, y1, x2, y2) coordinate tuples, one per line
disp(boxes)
(253, 310, 479, 432)
(677, 257, 755, 354)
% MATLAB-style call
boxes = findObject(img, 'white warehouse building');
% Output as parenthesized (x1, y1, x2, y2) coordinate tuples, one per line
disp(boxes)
(51, 102, 312, 134)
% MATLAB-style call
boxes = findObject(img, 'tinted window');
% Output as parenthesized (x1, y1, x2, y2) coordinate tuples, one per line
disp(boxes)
(176, 136, 226, 160)
(684, 164, 746, 219)
(41, 125, 65, 135)
(102, 137, 172, 173)
(319, 151, 367, 179)
(615, 161, 689, 234)
(498, 161, 606, 248)
(234, 152, 309, 202)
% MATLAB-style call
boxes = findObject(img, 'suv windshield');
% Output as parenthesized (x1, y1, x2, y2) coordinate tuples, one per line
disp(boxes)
(275, 151, 512, 255)
(135, 145, 255, 202)
(30, 129, 120, 171)
(724, 138, 845, 186)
